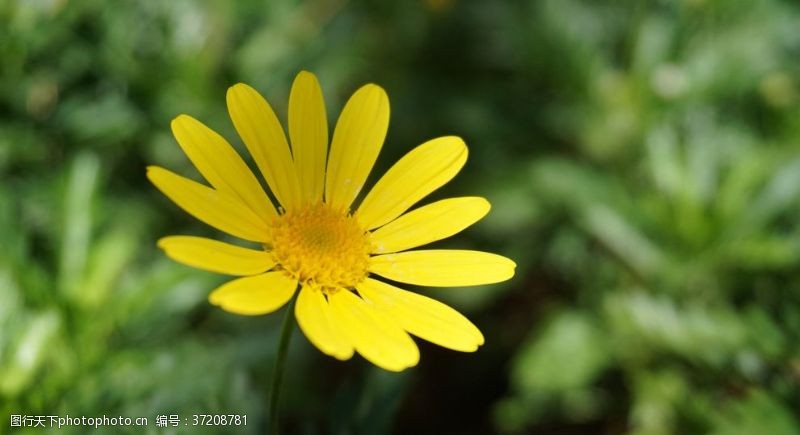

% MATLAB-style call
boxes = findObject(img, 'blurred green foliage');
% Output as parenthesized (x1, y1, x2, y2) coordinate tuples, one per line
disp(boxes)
(1, 0, 800, 434)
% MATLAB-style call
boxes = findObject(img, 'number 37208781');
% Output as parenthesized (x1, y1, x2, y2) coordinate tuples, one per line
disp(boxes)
(191, 415, 246, 426)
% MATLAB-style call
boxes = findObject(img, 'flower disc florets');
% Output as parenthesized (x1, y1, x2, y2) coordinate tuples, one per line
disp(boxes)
(269, 202, 370, 291)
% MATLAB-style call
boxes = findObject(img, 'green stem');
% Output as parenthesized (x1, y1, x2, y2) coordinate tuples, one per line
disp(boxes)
(268, 297, 296, 435)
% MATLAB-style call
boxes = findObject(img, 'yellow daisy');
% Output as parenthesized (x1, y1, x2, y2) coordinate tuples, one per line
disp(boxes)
(147, 71, 516, 372)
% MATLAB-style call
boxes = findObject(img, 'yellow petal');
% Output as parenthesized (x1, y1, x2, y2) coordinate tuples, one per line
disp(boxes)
(325, 84, 389, 211)
(370, 197, 490, 254)
(171, 114, 277, 219)
(357, 278, 484, 352)
(357, 136, 467, 230)
(147, 166, 270, 243)
(369, 250, 516, 287)
(209, 272, 297, 315)
(227, 83, 301, 210)
(295, 285, 354, 360)
(289, 71, 328, 203)
(328, 289, 419, 372)
(157, 236, 275, 276)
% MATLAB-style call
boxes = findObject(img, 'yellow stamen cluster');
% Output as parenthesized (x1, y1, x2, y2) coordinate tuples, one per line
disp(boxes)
(269, 202, 370, 291)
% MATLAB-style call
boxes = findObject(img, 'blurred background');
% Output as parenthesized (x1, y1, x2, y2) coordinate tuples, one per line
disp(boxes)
(2, 0, 800, 433)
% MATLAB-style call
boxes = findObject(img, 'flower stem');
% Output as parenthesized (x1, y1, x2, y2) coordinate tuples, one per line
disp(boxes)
(268, 297, 296, 435)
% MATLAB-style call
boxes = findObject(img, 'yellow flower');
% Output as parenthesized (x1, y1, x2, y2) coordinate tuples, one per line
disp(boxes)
(147, 71, 516, 371)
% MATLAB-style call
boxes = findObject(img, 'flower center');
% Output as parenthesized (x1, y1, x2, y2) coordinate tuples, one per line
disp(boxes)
(269, 202, 370, 291)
